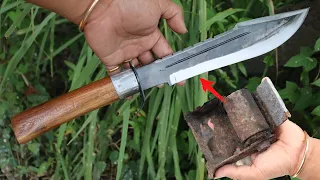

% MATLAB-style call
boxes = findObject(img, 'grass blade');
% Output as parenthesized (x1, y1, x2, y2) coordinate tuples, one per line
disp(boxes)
(43, 33, 83, 62)
(170, 93, 182, 180)
(0, 1, 23, 15)
(0, 12, 56, 91)
(200, 8, 244, 33)
(56, 146, 70, 180)
(35, 27, 49, 78)
(4, 3, 32, 38)
(85, 110, 98, 180)
(67, 110, 98, 145)
(139, 87, 163, 179)
(116, 105, 130, 180)
(156, 85, 173, 180)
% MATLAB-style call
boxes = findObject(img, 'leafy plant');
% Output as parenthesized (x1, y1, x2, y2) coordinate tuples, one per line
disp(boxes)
(279, 38, 320, 137)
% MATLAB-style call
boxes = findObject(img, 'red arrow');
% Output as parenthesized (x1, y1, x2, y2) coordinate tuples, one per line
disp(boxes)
(200, 78, 225, 103)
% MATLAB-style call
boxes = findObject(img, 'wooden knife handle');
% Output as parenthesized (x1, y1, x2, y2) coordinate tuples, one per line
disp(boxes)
(11, 76, 119, 144)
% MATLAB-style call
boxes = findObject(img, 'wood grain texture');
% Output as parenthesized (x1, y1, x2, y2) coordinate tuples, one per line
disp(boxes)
(11, 77, 119, 144)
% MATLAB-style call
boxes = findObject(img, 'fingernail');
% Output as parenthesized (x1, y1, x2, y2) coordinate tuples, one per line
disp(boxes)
(126, 96, 133, 100)
(214, 175, 225, 179)
(183, 26, 188, 34)
(157, 84, 164, 88)
(214, 177, 224, 179)
(177, 81, 186, 86)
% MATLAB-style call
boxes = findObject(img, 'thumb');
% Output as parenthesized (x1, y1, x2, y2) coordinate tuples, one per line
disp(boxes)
(161, 1, 187, 34)
(214, 165, 263, 180)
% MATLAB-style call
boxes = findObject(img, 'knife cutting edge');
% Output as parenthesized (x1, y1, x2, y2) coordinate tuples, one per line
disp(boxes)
(11, 8, 309, 144)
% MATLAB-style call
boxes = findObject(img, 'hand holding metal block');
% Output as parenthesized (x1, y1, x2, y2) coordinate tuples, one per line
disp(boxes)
(185, 77, 290, 178)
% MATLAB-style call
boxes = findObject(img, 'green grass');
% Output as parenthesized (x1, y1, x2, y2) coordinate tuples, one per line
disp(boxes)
(0, 0, 319, 179)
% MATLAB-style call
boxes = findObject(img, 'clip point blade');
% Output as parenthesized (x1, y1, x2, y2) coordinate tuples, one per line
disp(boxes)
(137, 8, 309, 89)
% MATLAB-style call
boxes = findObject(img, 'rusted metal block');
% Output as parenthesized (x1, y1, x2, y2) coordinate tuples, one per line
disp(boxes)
(254, 77, 291, 129)
(185, 77, 290, 179)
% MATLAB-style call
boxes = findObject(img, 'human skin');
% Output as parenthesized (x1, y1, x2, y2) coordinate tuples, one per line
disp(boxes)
(214, 120, 320, 180)
(26, 0, 187, 77)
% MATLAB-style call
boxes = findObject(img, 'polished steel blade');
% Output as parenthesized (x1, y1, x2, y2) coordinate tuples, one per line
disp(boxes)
(136, 8, 309, 90)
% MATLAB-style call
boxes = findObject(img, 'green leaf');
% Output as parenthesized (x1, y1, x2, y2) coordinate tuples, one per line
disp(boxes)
(294, 87, 312, 110)
(85, 110, 98, 180)
(278, 81, 300, 103)
(245, 77, 261, 92)
(0, 12, 56, 91)
(64, 60, 76, 70)
(239, 17, 252, 22)
(0, 102, 9, 117)
(284, 54, 317, 72)
(284, 54, 305, 67)
(310, 92, 320, 107)
(93, 161, 106, 180)
(312, 106, 320, 116)
(230, 64, 238, 81)
(116, 107, 130, 180)
(304, 57, 317, 71)
(300, 70, 309, 87)
(109, 151, 119, 164)
(315, 37, 320, 51)
(263, 55, 274, 67)
(300, 47, 314, 57)
(237, 62, 247, 77)
(27, 143, 40, 156)
(0, 1, 24, 15)
(67, 110, 97, 145)
(7, 9, 22, 22)
(200, 8, 244, 32)
(206, 7, 215, 19)
(209, 75, 217, 82)
(37, 162, 50, 176)
(312, 78, 320, 87)
(5, 4, 32, 38)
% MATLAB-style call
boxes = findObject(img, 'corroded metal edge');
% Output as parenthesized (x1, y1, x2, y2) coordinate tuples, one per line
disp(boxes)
(185, 77, 289, 179)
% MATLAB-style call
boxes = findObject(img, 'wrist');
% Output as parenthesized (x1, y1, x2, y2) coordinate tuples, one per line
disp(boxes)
(68, 0, 112, 25)
(77, 0, 112, 29)
(296, 137, 316, 179)
(26, 0, 111, 25)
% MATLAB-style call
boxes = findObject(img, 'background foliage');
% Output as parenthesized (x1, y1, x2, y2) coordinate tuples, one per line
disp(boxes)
(0, 0, 319, 179)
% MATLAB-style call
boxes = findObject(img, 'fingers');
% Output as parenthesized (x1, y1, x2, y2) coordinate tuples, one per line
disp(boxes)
(251, 153, 258, 161)
(276, 120, 303, 139)
(151, 29, 185, 86)
(122, 58, 140, 69)
(215, 164, 264, 180)
(152, 30, 173, 58)
(151, 30, 173, 88)
(138, 51, 155, 65)
(106, 65, 121, 75)
(276, 120, 305, 148)
(177, 80, 186, 86)
(161, 1, 187, 34)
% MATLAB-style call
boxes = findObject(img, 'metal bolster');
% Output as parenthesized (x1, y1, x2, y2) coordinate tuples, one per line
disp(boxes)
(111, 69, 139, 99)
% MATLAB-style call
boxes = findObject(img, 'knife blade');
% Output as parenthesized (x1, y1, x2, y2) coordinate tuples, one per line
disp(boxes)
(11, 8, 309, 144)
(135, 8, 309, 90)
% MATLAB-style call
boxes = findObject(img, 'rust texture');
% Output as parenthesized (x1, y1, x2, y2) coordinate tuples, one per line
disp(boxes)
(186, 99, 241, 178)
(185, 77, 287, 179)
(224, 89, 270, 145)
(254, 77, 290, 129)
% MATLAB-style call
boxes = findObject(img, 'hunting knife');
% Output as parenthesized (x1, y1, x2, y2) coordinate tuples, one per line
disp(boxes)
(11, 8, 309, 144)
